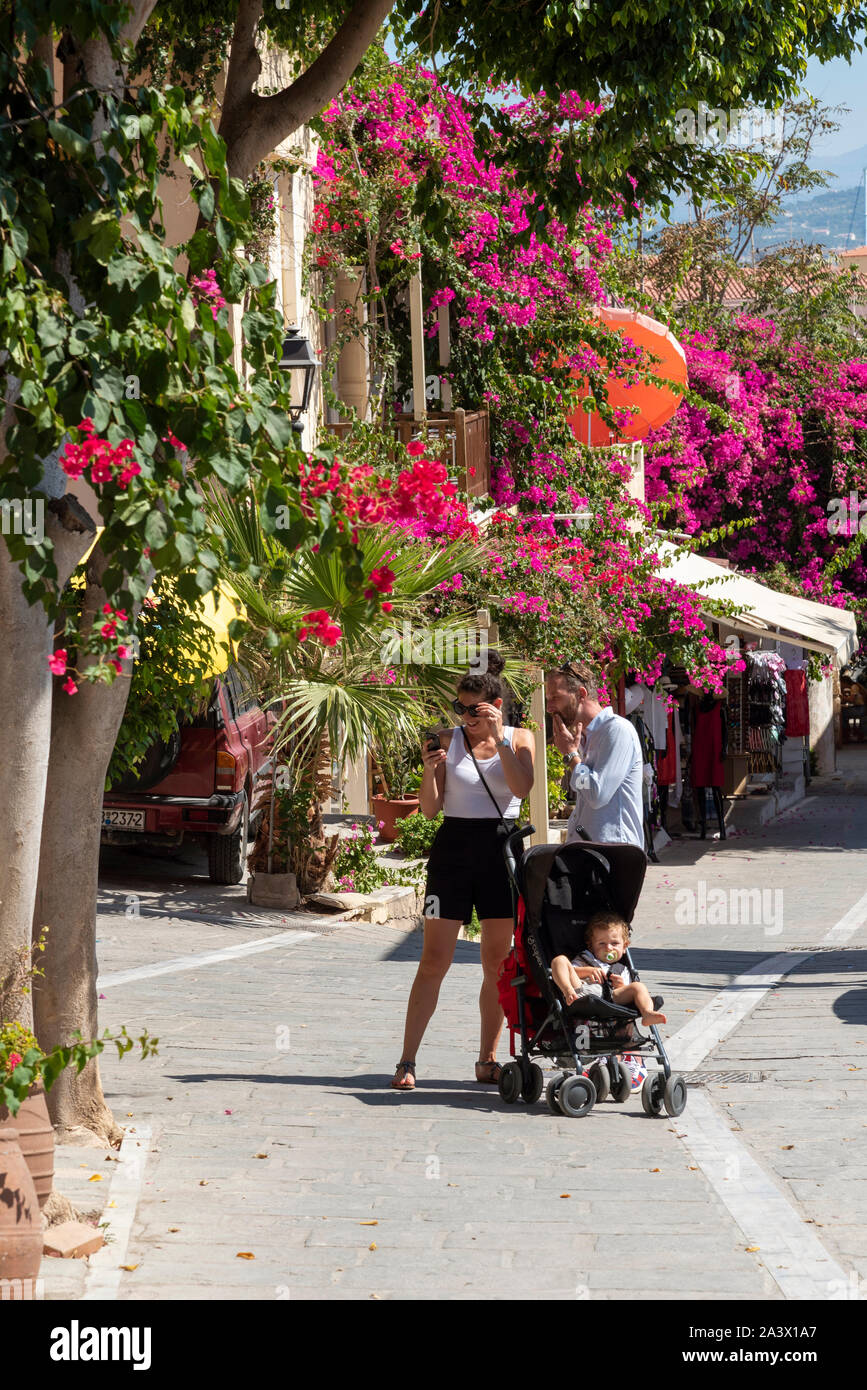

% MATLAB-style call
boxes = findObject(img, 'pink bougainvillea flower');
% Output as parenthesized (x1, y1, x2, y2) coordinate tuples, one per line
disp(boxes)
(63, 677, 78, 695)
(6, 1052, 23, 1072)
(48, 648, 67, 676)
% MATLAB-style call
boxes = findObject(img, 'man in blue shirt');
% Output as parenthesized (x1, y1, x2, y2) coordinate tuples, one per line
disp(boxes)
(545, 661, 645, 849)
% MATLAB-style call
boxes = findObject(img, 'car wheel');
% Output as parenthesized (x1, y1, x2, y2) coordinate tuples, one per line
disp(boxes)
(208, 792, 249, 885)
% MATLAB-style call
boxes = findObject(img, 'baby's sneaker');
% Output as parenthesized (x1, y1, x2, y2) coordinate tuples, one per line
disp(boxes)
(622, 1053, 648, 1091)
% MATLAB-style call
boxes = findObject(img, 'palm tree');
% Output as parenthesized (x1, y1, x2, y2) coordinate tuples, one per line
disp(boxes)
(208, 487, 513, 894)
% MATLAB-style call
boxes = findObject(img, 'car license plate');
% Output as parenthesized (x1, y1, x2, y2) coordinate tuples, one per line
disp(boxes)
(103, 809, 145, 830)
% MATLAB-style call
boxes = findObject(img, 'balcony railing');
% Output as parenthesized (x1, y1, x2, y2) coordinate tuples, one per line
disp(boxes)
(327, 408, 491, 500)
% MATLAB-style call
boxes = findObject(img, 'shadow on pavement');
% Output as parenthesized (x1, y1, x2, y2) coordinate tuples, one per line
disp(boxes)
(832, 987, 867, 1024)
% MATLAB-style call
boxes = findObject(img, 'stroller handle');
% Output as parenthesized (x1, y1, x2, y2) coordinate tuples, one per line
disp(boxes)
(503, 823, 535, 881)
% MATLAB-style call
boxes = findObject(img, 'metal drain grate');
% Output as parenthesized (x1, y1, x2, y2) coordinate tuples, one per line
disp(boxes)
(681, 1070, 769, 1085)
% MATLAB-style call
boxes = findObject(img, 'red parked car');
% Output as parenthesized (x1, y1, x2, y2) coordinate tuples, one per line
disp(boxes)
(102, 665, 274, 884)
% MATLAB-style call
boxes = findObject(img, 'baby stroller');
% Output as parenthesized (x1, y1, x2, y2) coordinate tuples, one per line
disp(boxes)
(496, 825, 687, 1119)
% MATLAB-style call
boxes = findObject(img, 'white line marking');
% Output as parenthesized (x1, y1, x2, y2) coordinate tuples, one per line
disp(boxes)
(666, 891, 867, 1070)
(659, 891, 867, 1300)
(821, 886, 867, 946)
(97, 930, 317, 989)
(677, 1094, 849, 1300)
(666, 953, 812, 1071)
(82, 1124, 153, 1300)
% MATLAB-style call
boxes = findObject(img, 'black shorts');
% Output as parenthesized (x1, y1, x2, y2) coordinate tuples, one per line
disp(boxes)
(424, 816, 517, 924)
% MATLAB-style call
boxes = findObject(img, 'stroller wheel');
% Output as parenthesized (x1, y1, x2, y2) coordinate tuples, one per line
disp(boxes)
(545, 1074, 564, 1114)
(610, 1057, 632, 1104)
(586, 1061, 610, 1103)
(521, 1063, 544, 1104)
(641, 1072, 664, 1116)
(498, 1061, 522, 1104)
(663, 1073, 688, 1117)
(557, 1074, 597, 1118)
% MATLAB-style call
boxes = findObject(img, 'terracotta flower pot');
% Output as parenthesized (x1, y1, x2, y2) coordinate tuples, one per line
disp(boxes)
(0, 1082, 54, 1211)
(0, 1127, 42, 1297)
(371, 795, 419, 843)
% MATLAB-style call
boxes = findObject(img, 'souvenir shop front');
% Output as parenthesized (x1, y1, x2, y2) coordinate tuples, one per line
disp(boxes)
(628, 545, 860, 851)
(623, 635, 812, 852)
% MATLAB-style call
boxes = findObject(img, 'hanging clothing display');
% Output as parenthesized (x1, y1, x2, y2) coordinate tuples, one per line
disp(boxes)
(627, 707, 661, 860)
(784, 668, 809, 738)
(655, 707, 677, 785)
(746, 651, 787, 736)
(625, 683, 668, 749)
(691, 696, 727, 788)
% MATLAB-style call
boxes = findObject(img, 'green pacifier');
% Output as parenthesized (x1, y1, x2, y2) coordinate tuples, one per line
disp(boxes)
(604, 951, 618, 963)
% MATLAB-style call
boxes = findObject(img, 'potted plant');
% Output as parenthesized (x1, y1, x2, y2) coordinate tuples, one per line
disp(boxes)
(1, 930, 159, 1242)
(247, 764, 340, 905)
(370, 724, 424, 842)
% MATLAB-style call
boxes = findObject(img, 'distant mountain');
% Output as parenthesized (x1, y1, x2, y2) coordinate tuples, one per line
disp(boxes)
(754, 182, 866, 252)
(812, 143, 867, 189)
(657, 169, 866, 254)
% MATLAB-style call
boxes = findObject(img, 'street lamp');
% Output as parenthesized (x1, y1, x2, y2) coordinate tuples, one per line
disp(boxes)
(279, 327, 318, 427)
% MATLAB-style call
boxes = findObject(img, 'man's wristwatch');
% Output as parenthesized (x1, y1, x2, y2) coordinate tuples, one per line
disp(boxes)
(563, 750, 580, 769)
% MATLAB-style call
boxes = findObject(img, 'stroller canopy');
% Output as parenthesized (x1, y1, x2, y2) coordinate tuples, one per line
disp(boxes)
(519, 841, 647, 961)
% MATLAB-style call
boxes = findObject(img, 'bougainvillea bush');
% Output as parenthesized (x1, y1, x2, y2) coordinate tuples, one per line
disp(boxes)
(303, 50, 752, 693)
(644, 315, 867, 639)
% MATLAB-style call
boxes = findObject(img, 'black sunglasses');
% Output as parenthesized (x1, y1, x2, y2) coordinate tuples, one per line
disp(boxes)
(452, 698, 484, 718)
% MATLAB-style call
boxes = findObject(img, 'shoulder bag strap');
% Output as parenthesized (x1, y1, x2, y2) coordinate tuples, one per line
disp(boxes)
(461, 727, 512, 830)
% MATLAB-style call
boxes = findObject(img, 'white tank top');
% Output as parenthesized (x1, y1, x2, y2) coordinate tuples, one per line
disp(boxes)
(442, 726, 522, 819)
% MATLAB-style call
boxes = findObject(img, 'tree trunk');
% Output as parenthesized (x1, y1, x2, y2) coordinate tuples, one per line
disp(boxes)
(0, 499, 95, 1028)
(32, 545, 138, 1145)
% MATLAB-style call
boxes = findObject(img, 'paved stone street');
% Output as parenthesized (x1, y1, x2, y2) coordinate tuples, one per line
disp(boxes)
(42, 749, 867, 1301)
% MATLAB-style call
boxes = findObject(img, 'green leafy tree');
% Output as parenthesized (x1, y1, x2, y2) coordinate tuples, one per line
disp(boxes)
(0, 2, 362, 1140)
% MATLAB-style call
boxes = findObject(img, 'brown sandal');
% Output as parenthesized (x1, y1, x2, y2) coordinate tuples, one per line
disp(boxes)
(391, 1060, 416, 1090)
(474, 1061, 503, 1085)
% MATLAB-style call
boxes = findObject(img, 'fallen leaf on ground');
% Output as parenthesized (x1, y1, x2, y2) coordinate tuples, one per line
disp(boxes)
(359, 1221, 378, 1226)
(236, 1252, 255, 1260)
(106, 1201, 117, 1209)
(559, 1193, 571, 1199)
(368, 1243, 377, 1251)
(119, 1264, 138, 1271)
(745, 1245, 760, 1252)
(199, 1180, 209, 1186)
(650, 1168, 661, 1173)
(168, 1227, 179, 1232)
(88, 1174, 103, 1182)
(254, 1153, 269, 1159)
(781, 1144, 795, 1150)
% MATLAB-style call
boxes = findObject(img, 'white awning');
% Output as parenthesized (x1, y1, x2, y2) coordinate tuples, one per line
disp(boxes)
(655, 540, 858, 665)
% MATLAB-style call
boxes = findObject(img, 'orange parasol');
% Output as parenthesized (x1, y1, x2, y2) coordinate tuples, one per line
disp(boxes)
(565, 306, 688, 445)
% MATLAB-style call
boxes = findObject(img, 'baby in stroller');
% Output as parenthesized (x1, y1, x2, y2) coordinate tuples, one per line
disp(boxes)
(551, 910, 667, 1030)
(496, 830, 687, 1118)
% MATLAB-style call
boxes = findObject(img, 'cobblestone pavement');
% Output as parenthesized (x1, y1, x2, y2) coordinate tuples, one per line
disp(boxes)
(42, 748, 867, 1300)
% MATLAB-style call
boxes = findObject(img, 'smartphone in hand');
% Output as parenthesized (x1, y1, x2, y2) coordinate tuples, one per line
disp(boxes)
(423, 729, 441, 752)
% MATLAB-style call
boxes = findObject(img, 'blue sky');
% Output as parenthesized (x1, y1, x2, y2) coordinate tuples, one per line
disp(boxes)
(803, 49, 867, 157)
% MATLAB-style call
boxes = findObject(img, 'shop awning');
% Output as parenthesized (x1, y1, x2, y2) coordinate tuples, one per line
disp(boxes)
(655, 540, 858, 665)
